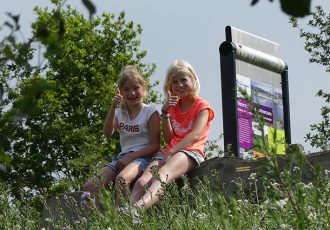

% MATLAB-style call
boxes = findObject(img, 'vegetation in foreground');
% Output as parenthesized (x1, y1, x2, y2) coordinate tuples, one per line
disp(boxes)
(1, 148, 330, 230)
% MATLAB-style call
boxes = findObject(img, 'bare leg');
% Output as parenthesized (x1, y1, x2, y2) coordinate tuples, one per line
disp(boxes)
(130, 160, 160, 204)
(114, 162, 143, 208)
(83, 166, 117, 209)
(134, 152, 196, 209)
(83, 166, 117, 192)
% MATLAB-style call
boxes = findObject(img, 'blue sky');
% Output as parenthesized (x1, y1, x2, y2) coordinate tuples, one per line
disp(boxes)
(1, 0, 330, 153)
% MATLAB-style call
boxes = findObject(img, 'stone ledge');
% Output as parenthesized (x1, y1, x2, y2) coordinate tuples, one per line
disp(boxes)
(187, 151, 330, 198)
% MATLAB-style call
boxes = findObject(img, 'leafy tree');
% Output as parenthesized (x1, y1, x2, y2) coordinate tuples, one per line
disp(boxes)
(290, 6, 330, 150)
(0, 0, 159, 203)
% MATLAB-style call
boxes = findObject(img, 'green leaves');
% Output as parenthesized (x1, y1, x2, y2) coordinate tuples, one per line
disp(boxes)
(291, 6, 330, 72)
(13, 78, 55, 117)
(0, 0, 158, 203)
(305, 90, 330, 151)
(291, 6, 330, 151)
(34, 10, 66, 58)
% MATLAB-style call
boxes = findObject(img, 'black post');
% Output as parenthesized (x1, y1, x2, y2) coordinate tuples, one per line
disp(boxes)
(219, 41, 239, 156)
(281, 66, 291, 144)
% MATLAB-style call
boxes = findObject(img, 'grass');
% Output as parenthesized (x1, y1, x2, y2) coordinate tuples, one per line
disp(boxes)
(1, 152, 330, 230)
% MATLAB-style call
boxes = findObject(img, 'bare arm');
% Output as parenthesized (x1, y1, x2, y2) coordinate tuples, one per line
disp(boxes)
(161, 90, 178, 143)
(103, 104, 118, 137)
(161, 116, 173, 144)
(103, 89, 122, 137)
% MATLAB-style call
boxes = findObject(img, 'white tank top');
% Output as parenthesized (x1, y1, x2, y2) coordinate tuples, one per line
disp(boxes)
(115, 104, 158, 154)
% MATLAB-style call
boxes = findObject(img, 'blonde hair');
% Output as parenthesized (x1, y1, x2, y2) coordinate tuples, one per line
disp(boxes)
(117, 65, 147, 107)
(163, 60, 200, 98)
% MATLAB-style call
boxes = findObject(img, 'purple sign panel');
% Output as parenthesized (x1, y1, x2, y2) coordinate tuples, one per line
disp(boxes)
(237, 98, 253, 149)
(258, 104, 273, 125)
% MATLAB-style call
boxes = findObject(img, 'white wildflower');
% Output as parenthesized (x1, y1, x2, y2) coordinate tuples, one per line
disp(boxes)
(325, 169, 330, 177)
(27, 220, 35, 224)
(263, 199, 270, 205)
(292, 166, 300, 172)
(308, 209, 317, 221)
(275, 198, 288, 209)
(260, 199, 270, 209)
(45, 218, 52, 223)
(209, 198, 213, 206)
(301, 182, 313, 190)
(271, 182, 280, 190)
(196, 213, 207, 220)
(249, 173, 257, 180)
(81, 217, 87, 223)
(279, 223, 288, 228)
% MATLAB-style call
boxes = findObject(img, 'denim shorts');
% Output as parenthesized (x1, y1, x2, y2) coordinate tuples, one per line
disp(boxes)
(151, 150, 205, 167)
(106, 152, 151, 174)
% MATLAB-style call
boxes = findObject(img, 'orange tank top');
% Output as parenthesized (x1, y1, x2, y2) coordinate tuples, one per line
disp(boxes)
(162, 97, 214, 158)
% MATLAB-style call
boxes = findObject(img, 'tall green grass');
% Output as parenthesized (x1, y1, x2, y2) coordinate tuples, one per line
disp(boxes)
(1, 151, 330, 229)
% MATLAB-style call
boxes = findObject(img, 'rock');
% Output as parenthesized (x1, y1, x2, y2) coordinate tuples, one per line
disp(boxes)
(41, 191, 91, 229)
(187, 151, 330, 198)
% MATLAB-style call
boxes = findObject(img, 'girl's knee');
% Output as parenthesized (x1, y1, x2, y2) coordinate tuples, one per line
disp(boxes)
(158, 168, 170, 181)
(134, 177, 145, 188)
(115, 174, 131, 186)
(83, 180, 99, 193)
(135, 175, 153, 190)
